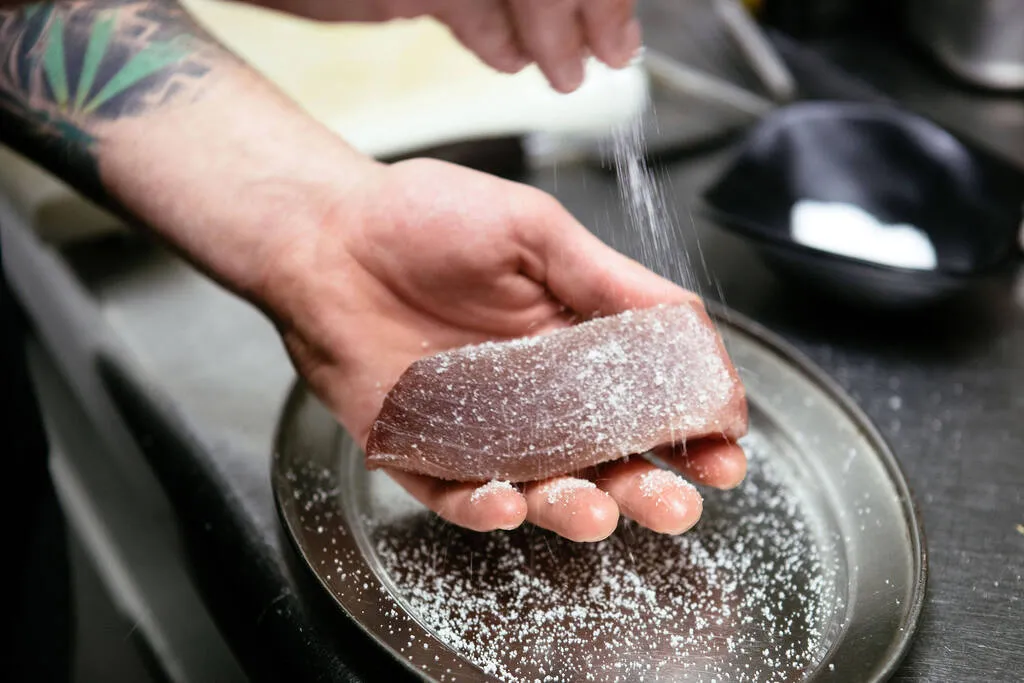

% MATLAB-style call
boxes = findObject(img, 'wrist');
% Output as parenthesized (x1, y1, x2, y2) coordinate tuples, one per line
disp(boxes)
(96, 64, 384, 307)
(232, 151, 384, 309)
(249, 163, 379, 323)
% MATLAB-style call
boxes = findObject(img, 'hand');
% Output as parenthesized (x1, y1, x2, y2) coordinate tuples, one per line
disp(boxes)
(262, 158, 747, 542)
(246, 0, 643, 93)
(1, 0, 695, 546)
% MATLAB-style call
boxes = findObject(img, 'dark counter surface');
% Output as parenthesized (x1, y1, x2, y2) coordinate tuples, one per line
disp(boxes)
(5, 12, 1023, 683)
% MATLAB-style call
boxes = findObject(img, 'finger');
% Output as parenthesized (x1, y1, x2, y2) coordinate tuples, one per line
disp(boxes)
(656, 439, 748, 489)
(384, 468, 528, 531)
(511, 195, 699, 317)
(508, 0, 587, 92)
(437, 0, 530, 74)
(548, 234, 699, 317)
(593, 458, 703, 534)
(580, 0, 641, 68)
(524, 476, 619, 542)
(595, 459, 703, 536)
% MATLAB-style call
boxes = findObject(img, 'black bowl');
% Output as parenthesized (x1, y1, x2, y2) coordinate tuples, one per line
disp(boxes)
(702, 101, 1022, 308)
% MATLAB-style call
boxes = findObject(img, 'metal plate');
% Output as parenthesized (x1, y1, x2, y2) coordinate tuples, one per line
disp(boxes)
(272, 312, 926, 682)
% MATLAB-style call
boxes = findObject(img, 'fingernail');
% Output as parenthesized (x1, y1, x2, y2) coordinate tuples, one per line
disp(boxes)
(620, 19, 643, 66)
(502, 52, 530, 74)
(628, 45, 646, 68)
(553, 61, 585, 93)
(604, 20, 643, 69)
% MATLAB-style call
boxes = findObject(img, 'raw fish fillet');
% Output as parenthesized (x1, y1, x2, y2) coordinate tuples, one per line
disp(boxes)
(365, 302, 747, 482)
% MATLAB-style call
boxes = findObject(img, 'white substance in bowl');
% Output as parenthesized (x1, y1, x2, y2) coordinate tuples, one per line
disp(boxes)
(791, 200, 938, 271)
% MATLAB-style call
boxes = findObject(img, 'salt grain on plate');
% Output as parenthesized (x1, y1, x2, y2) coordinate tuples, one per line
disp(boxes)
(366, 434, 842, 682)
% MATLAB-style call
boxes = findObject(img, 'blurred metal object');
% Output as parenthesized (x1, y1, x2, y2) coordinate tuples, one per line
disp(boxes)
(642, 0, 796, 109)
(756, 0, 857, 39)
(643, 49, 776, 119)
(525, 0, 797, 164)
(906, 0, 1024, 91)
(713, 0, 798, 101)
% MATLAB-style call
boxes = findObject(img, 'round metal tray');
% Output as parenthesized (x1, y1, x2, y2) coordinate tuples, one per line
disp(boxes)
(272, 312, 926, 682)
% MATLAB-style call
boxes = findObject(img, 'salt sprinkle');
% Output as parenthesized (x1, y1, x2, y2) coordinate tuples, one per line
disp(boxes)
(470, 480, 515, 503)
(610, 109, 704, 294)
(542, 478, 597, 505)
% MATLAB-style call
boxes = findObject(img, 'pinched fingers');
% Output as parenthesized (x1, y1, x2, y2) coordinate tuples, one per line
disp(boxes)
(437, 0, 530, 74)
(505, 0, 641, 90)
(507, 0, 586, 92)
(580, 0, 641, 68)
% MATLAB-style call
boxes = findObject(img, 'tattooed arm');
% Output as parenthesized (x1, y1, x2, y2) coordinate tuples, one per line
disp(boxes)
(0, 0, 745, 541)
(0, 0, 378, 297)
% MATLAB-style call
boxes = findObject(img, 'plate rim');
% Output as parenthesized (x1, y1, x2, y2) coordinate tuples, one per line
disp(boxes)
(709, 304, 928, 680)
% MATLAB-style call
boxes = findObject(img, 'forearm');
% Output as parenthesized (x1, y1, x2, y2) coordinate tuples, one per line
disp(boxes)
(0, 0, 377, 300)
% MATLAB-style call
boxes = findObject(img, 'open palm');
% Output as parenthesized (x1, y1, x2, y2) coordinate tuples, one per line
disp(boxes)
(270, 159, 746, 541)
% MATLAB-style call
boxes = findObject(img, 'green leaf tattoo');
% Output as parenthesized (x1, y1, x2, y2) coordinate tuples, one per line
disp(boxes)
(0, 0, 221, 202)
(83, 35, 192, 114)
(73, 13, 114, 110)
(42, 14, 69, 107)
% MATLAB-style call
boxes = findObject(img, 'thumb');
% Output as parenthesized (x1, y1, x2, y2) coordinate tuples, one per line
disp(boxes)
(518, 201, 700, 318)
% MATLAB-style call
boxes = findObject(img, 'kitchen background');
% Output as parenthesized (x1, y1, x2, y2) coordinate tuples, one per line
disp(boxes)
(2, 0, 1022, 681)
